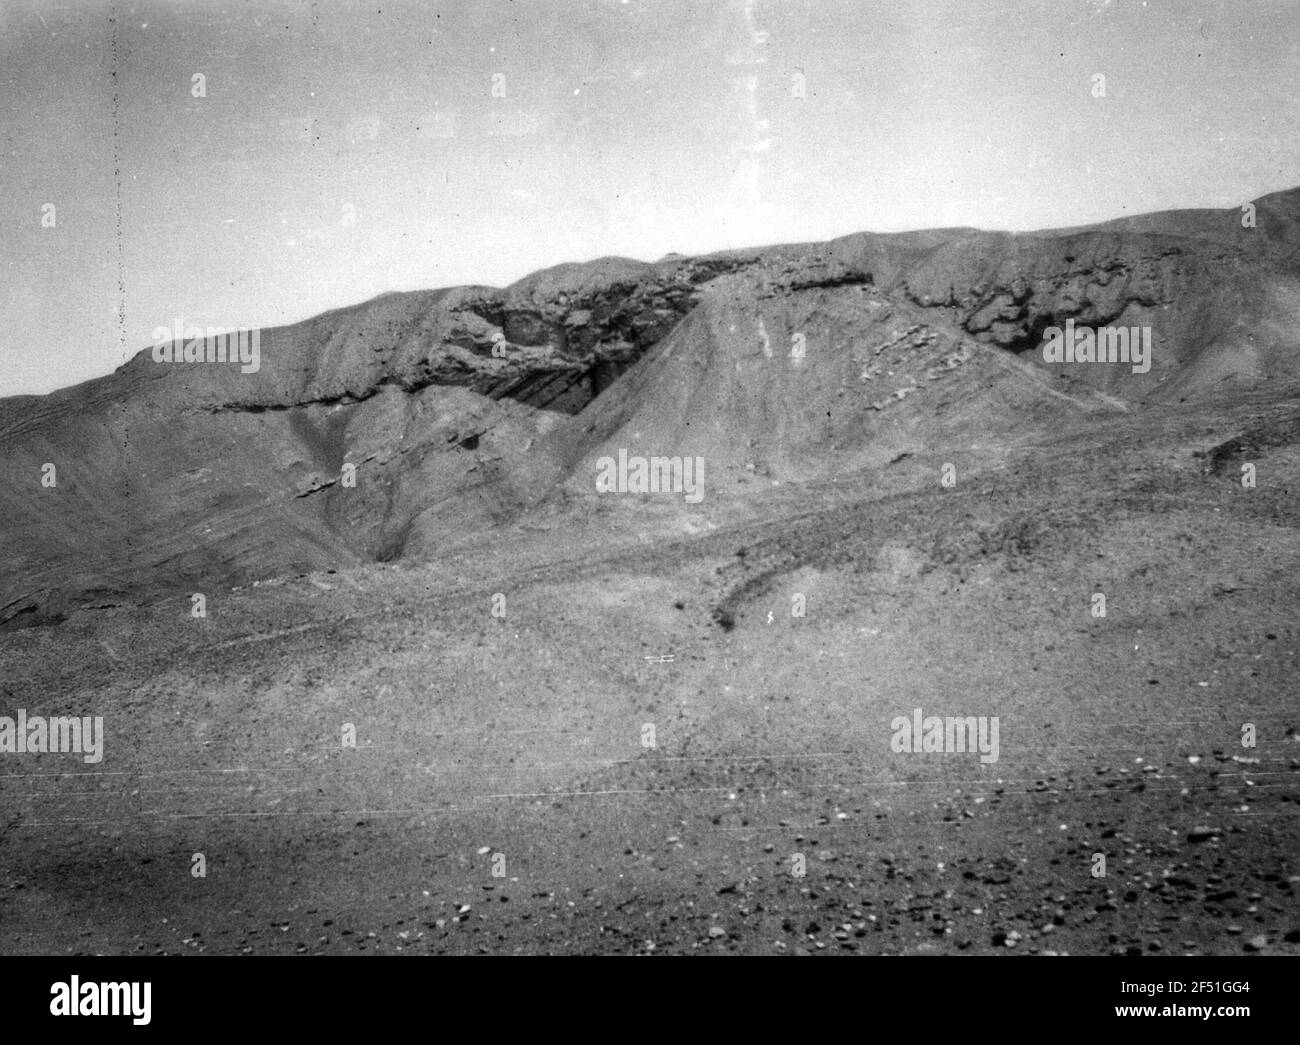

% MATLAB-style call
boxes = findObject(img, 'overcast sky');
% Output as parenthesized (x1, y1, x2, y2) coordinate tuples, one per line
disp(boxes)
(2, 0, 1297, 397)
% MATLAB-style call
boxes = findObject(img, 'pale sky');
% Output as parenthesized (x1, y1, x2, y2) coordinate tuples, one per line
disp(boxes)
(2, 0, 1297, 397)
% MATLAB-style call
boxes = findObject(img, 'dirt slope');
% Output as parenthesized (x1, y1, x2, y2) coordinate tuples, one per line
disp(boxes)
(1, 394, 1296, 955)
(4, 189, 1300, 628)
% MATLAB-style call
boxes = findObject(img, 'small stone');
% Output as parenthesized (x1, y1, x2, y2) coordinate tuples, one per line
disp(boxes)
(1244, 934, 1267, 952)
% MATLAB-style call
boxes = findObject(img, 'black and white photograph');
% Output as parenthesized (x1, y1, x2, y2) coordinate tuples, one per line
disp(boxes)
(0, 0, 1296, 1003)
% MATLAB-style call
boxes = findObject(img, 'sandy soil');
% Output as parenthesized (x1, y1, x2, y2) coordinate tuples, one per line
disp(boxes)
(2, 394, 1296, 955)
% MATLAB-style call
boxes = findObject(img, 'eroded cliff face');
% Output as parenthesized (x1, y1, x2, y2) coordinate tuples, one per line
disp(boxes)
(2, 188, 1299, 626)
(900, 235, 1191, 349)
(185, 250, 875, 418)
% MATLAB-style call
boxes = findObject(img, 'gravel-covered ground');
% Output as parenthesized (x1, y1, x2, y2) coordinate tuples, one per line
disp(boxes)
(2, 394, 1296, 955)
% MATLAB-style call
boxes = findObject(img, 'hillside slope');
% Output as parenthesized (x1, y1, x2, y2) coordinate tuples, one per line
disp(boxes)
(3, 188, 1299, 627)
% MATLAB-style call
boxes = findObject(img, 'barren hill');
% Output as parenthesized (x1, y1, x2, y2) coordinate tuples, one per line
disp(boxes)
(3, 192, 1299, 958)
(3, 188, 1300, 627)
